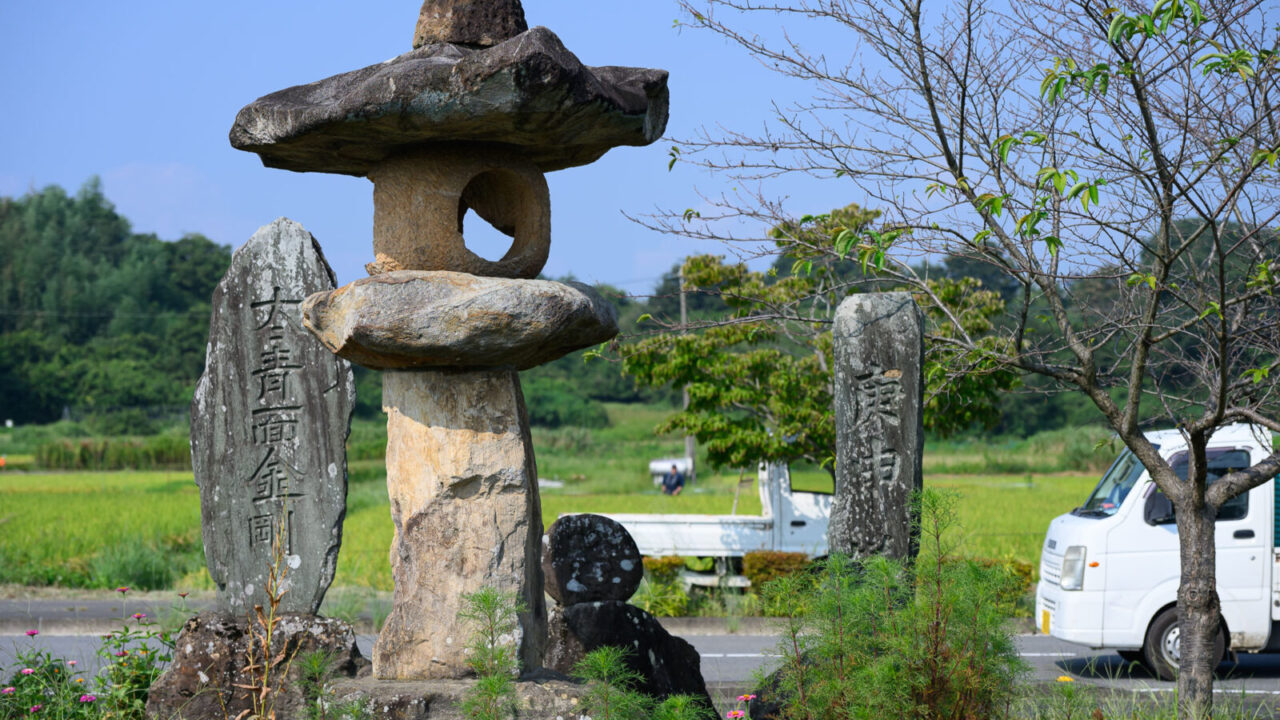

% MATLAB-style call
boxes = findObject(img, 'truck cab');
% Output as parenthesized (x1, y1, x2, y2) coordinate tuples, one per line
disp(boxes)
(1036, 423, 1276, 679)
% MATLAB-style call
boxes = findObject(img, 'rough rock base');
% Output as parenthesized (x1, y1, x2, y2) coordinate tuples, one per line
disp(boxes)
(375, 368, 547, 679)
(545, 601, 718, 718)
(328, 676, 587, 720)
(146, 612, 367, 720)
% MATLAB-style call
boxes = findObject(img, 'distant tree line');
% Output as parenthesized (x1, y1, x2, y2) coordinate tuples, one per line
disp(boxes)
(0, 179, 1135, 437)
(0, 179, 229, 431)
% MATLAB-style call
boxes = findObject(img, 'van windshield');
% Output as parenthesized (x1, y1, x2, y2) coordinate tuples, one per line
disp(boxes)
(1078, 449, 1148, 516)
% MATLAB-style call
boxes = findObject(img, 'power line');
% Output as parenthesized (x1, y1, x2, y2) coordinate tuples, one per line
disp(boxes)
(0, 308, 210, 318)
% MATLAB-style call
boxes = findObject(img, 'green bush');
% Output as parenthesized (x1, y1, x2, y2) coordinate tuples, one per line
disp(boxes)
(642, 556, 686, 583)
(631, 577, 690, 618)
(964, 557, 1035, 617)
(759, 490, 1025, 719)
(573, 646, 710, 720)
(743, 551, 811, 588)
(89, 541, 196, 591)
(523, 377, 611, 428)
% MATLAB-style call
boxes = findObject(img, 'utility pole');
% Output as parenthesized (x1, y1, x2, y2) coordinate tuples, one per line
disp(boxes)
(679, 265, 695, 482)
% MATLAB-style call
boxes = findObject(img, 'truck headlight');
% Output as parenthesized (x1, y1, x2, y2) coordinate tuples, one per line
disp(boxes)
(1060, 546, 1086, 591)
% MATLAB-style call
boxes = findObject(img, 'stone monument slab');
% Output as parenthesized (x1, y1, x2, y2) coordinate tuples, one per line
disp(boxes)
(830, 292, 924, 560)
(191, 218, 356, 615)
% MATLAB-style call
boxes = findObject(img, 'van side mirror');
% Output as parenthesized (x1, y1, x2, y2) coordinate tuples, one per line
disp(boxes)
(1144, 491, 1175, 525)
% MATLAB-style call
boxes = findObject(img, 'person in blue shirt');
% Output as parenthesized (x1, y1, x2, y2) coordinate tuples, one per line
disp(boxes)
(661, 464, 684, 495)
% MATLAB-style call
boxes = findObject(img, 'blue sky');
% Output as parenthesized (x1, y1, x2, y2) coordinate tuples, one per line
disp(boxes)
(0, 2, 854, 293)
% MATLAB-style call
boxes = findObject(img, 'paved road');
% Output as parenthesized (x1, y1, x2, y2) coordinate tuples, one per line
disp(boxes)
(8, 626, 1280, 720)
(10, 629, 1280, 688)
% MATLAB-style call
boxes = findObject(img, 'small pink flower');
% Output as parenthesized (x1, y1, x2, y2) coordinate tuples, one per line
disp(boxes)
(24, 630, 37, 637)
(114, 650, 129, 657)
(737, 694, 757, 702)
(66, 661, 77, 667)
(28, 705, 41, 713)
(1, 687, 14, 694)
(78, 695, 96, 703)
(727, 712, 745, 719)
(131, 613, 146, 620)
(115, 587, 129, 594)
(19, 668, 34, 675)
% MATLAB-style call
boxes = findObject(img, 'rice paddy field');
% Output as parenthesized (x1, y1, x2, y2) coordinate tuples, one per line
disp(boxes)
(0, 403, 1108, 593)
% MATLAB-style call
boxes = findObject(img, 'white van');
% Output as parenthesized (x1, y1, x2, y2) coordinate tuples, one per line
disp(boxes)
(1036, 423, 1277, 679)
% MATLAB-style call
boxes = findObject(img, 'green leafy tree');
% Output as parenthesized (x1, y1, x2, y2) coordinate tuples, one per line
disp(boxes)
(0, 180, 230, 425)
(666, 0, 1280, 714)
(624, 204, 1013, 475)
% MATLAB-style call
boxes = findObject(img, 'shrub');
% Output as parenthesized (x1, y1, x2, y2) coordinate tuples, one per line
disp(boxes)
(89, 542, 191, 591)
(573, 646, 708, 720)
(642, 556, 686, 583)
(459, 587, 524, 720)
(631, 577, 690, 618)
(523, 377, 611, 428)
(759, 490, 1025, 720)
(966, 557, 1035, 617)
(743, 551, 811, 588)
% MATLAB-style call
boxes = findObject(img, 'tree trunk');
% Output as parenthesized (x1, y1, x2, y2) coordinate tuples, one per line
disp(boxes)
(1176, 502, 1220, 720)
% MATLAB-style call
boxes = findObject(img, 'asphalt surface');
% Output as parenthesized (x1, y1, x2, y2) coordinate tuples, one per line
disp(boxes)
(5, 601, 1280, 715)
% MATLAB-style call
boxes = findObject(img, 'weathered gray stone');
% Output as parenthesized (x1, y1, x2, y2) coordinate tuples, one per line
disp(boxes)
(146, 611, 367, 720)
(545, 601, 718, 719)
(327, 675, 585, 720)
(302, 272, 618, 371)
(374, 369, 546, 679)
(542, 514, 642, 605)
(413, 0, 527, 49)
(829, 292, 924, 560)
(191, 218, 356, 615)
(229, 26, 669, 175)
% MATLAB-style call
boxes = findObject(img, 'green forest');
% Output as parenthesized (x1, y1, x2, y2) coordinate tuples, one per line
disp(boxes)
(0, 179, 1099, 439)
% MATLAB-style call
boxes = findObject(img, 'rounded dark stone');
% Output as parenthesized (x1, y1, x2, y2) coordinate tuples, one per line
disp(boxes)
(542, 514, 642, 605)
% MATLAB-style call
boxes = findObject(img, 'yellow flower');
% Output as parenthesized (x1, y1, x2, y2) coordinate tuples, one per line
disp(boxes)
(1056, 675, 1075, 683)
(75, 678, 85, 683)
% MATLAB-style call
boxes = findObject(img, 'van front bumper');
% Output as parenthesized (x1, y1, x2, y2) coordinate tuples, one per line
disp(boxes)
(1036, 579, 1103, 646)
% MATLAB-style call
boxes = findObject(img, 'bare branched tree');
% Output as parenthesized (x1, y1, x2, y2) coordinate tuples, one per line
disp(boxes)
(652, 0, 1280, 714)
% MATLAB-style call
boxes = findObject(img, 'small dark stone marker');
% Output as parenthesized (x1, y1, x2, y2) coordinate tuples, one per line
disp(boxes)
(191, 218, 355, 615)
(829, 292, 924, 561)
(542, 513, 643, 605)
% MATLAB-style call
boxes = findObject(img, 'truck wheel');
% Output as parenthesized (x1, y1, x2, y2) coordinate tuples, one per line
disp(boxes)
(1142, 608, 1225, 682)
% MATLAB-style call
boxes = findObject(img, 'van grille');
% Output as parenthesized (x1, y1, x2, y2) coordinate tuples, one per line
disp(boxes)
(1041, 553, 1062, 585)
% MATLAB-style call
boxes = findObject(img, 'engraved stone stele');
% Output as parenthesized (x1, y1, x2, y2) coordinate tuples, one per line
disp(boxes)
(830, 292, 924, 561)
(190, 218, 356, 615)
(374, 369, 545, 679)
(301, 271, 617, 371)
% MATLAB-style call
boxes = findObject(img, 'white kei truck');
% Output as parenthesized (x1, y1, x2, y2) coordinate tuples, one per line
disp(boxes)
(601, 462, 831, 584)
(1037, 423, 1279, 680)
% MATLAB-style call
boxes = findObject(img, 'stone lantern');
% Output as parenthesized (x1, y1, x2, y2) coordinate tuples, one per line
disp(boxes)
(229, 0, 668, 680)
